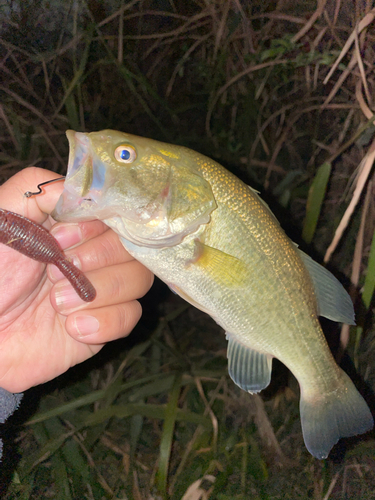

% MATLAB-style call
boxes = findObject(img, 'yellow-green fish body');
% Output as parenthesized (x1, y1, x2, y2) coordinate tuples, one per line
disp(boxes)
(53, 130, 373, 459)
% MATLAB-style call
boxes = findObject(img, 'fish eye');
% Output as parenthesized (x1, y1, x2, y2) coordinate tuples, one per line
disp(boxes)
(114, 144, 137, 163)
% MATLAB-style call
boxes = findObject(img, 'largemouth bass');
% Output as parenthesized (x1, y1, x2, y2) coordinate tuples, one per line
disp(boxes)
(52, 130, 373, 459)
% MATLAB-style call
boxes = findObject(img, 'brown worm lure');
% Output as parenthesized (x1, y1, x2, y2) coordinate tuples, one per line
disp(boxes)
(0, 208, 96, 302)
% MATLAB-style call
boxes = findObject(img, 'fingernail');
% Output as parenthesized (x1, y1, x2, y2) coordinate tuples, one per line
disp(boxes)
(55, 282, 86, 313)
(73, 315, 100, 337)
(51, 224, 83, 249)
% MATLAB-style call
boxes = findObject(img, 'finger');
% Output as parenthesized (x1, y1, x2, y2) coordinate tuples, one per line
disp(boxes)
(51, 260, 154, 315)
(67, 227, 134, 270)
(50, 220, 110, 251)
(48, 226, 134, 282)
(65, 300, 142, 342)
(0, 167, 65, 223)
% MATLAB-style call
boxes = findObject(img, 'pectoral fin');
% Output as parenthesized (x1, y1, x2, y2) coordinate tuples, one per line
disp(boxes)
(226, 334, 273, 393)
(190, 241, 250, 288)
(298, 249, 355, 325)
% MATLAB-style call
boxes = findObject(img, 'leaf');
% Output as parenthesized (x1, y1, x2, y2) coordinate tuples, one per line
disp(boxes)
(156, 373, 183, 498)
(302, 162, 331, 244)
(361, 225, 375, 309)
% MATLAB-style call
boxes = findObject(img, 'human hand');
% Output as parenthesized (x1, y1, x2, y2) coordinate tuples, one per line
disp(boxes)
(0, 167, 154, 393)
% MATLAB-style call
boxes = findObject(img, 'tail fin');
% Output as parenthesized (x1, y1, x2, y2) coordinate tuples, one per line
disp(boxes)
(300, 369, 373, 459)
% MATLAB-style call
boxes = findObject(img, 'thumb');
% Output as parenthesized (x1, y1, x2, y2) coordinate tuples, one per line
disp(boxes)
(0, 167, 65, 224)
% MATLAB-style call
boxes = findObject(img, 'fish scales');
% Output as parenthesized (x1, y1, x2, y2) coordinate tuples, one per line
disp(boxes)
(194, 157, 337, 388)
(52, 129, 373, 459)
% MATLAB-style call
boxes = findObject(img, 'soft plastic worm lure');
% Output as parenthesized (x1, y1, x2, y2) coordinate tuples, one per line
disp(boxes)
(0, 208, 96, 302)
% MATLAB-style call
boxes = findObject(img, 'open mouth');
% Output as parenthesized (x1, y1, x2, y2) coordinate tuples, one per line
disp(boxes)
(51, 131, 101, 221)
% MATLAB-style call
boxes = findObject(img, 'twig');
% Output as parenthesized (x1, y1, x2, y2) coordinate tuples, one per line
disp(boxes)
(291, 0, 328, 43)
(324, 137, 375, 263)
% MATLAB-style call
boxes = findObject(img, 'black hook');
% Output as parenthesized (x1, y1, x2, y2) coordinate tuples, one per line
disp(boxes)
(24, 177, 65, 198)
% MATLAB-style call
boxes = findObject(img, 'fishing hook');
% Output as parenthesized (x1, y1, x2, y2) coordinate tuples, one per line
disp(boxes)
(24, 177, 65, 198)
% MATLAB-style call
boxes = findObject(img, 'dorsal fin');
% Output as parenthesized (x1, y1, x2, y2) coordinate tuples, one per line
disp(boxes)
(298, 249, 355, 325)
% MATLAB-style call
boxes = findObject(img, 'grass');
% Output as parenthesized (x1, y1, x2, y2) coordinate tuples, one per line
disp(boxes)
(1, 0, 375, 498)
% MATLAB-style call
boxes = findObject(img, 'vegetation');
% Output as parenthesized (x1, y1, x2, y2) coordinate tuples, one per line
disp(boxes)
(1, 0, 375, 498)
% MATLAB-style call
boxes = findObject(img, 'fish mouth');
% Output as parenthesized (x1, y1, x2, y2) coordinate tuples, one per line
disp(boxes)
(52, 130, 109, 222)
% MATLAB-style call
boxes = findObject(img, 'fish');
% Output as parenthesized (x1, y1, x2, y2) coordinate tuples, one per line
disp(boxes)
(52, 129, 373, 459)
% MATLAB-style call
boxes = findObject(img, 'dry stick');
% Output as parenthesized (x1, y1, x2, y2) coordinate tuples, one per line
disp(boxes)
(332, 0, 342, 25)
(263, 103, 359, 187)
(322, 23, 374, 109)
(169, 376, 226, 493)
(123, 11, 209, 40)
(39, 8, 191, 63)
(340, 179, 373, 351)
(352, 179, 373, 286)
(324, 137, 375, 263)
(291, 0, 328, 43)
(250, 102, 356, 167)
(132, 469, 143, 500)
(312, 25, 328, 50)
(0, 86, 56, 129)
(322, 53, 358, 109)
(323, 9, 375, 85)
(212, 0, 231, 64)
(322, 471, 341, 500)
(142, 19, 210, 60)
(181, 475, 215, 500)
(193, 377, 218, 452)
(251, 394, 286, 463)
(118, 0, 124, 63)
(38, 127, 66, 169)
(337, 108, 355, 146)
(233, 0, 255, 54)
(323, 8, 343, 47)
(1, 63, 39, 102)
(325, 22, 371, 115)
(354, 24, 371, 106)
(326, 114, 375, 166)
(255, 12, 305, 25)
(96, 0, 141, 28)
(205, 59, 289, 138)
(356, 79, 375, 123)
(0, 103, 19, 150)
(166, 35, 210, 96)
(70, 431, 115, 496)
(265, 128, 289, 189)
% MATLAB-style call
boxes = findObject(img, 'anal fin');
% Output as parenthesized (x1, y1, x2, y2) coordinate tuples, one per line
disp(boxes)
(226, 334, 273, 393)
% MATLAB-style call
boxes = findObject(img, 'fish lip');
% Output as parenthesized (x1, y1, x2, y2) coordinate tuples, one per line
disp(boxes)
(51, 189, 99, 222)
(52, 130, 101, 221)
(65, 130, 90, 180)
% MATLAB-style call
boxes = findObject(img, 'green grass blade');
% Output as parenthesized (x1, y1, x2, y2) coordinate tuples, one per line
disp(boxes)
(302, 162, 331, 244)
(354, 226, 375, 368)
(19, 430, 76, 479)
(83, 402, 209, 428)
(53, 28, 94, 123)
(52, 455, 72, 500)
(156, 373, 183, 498)
(361, 225, 375, 309)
